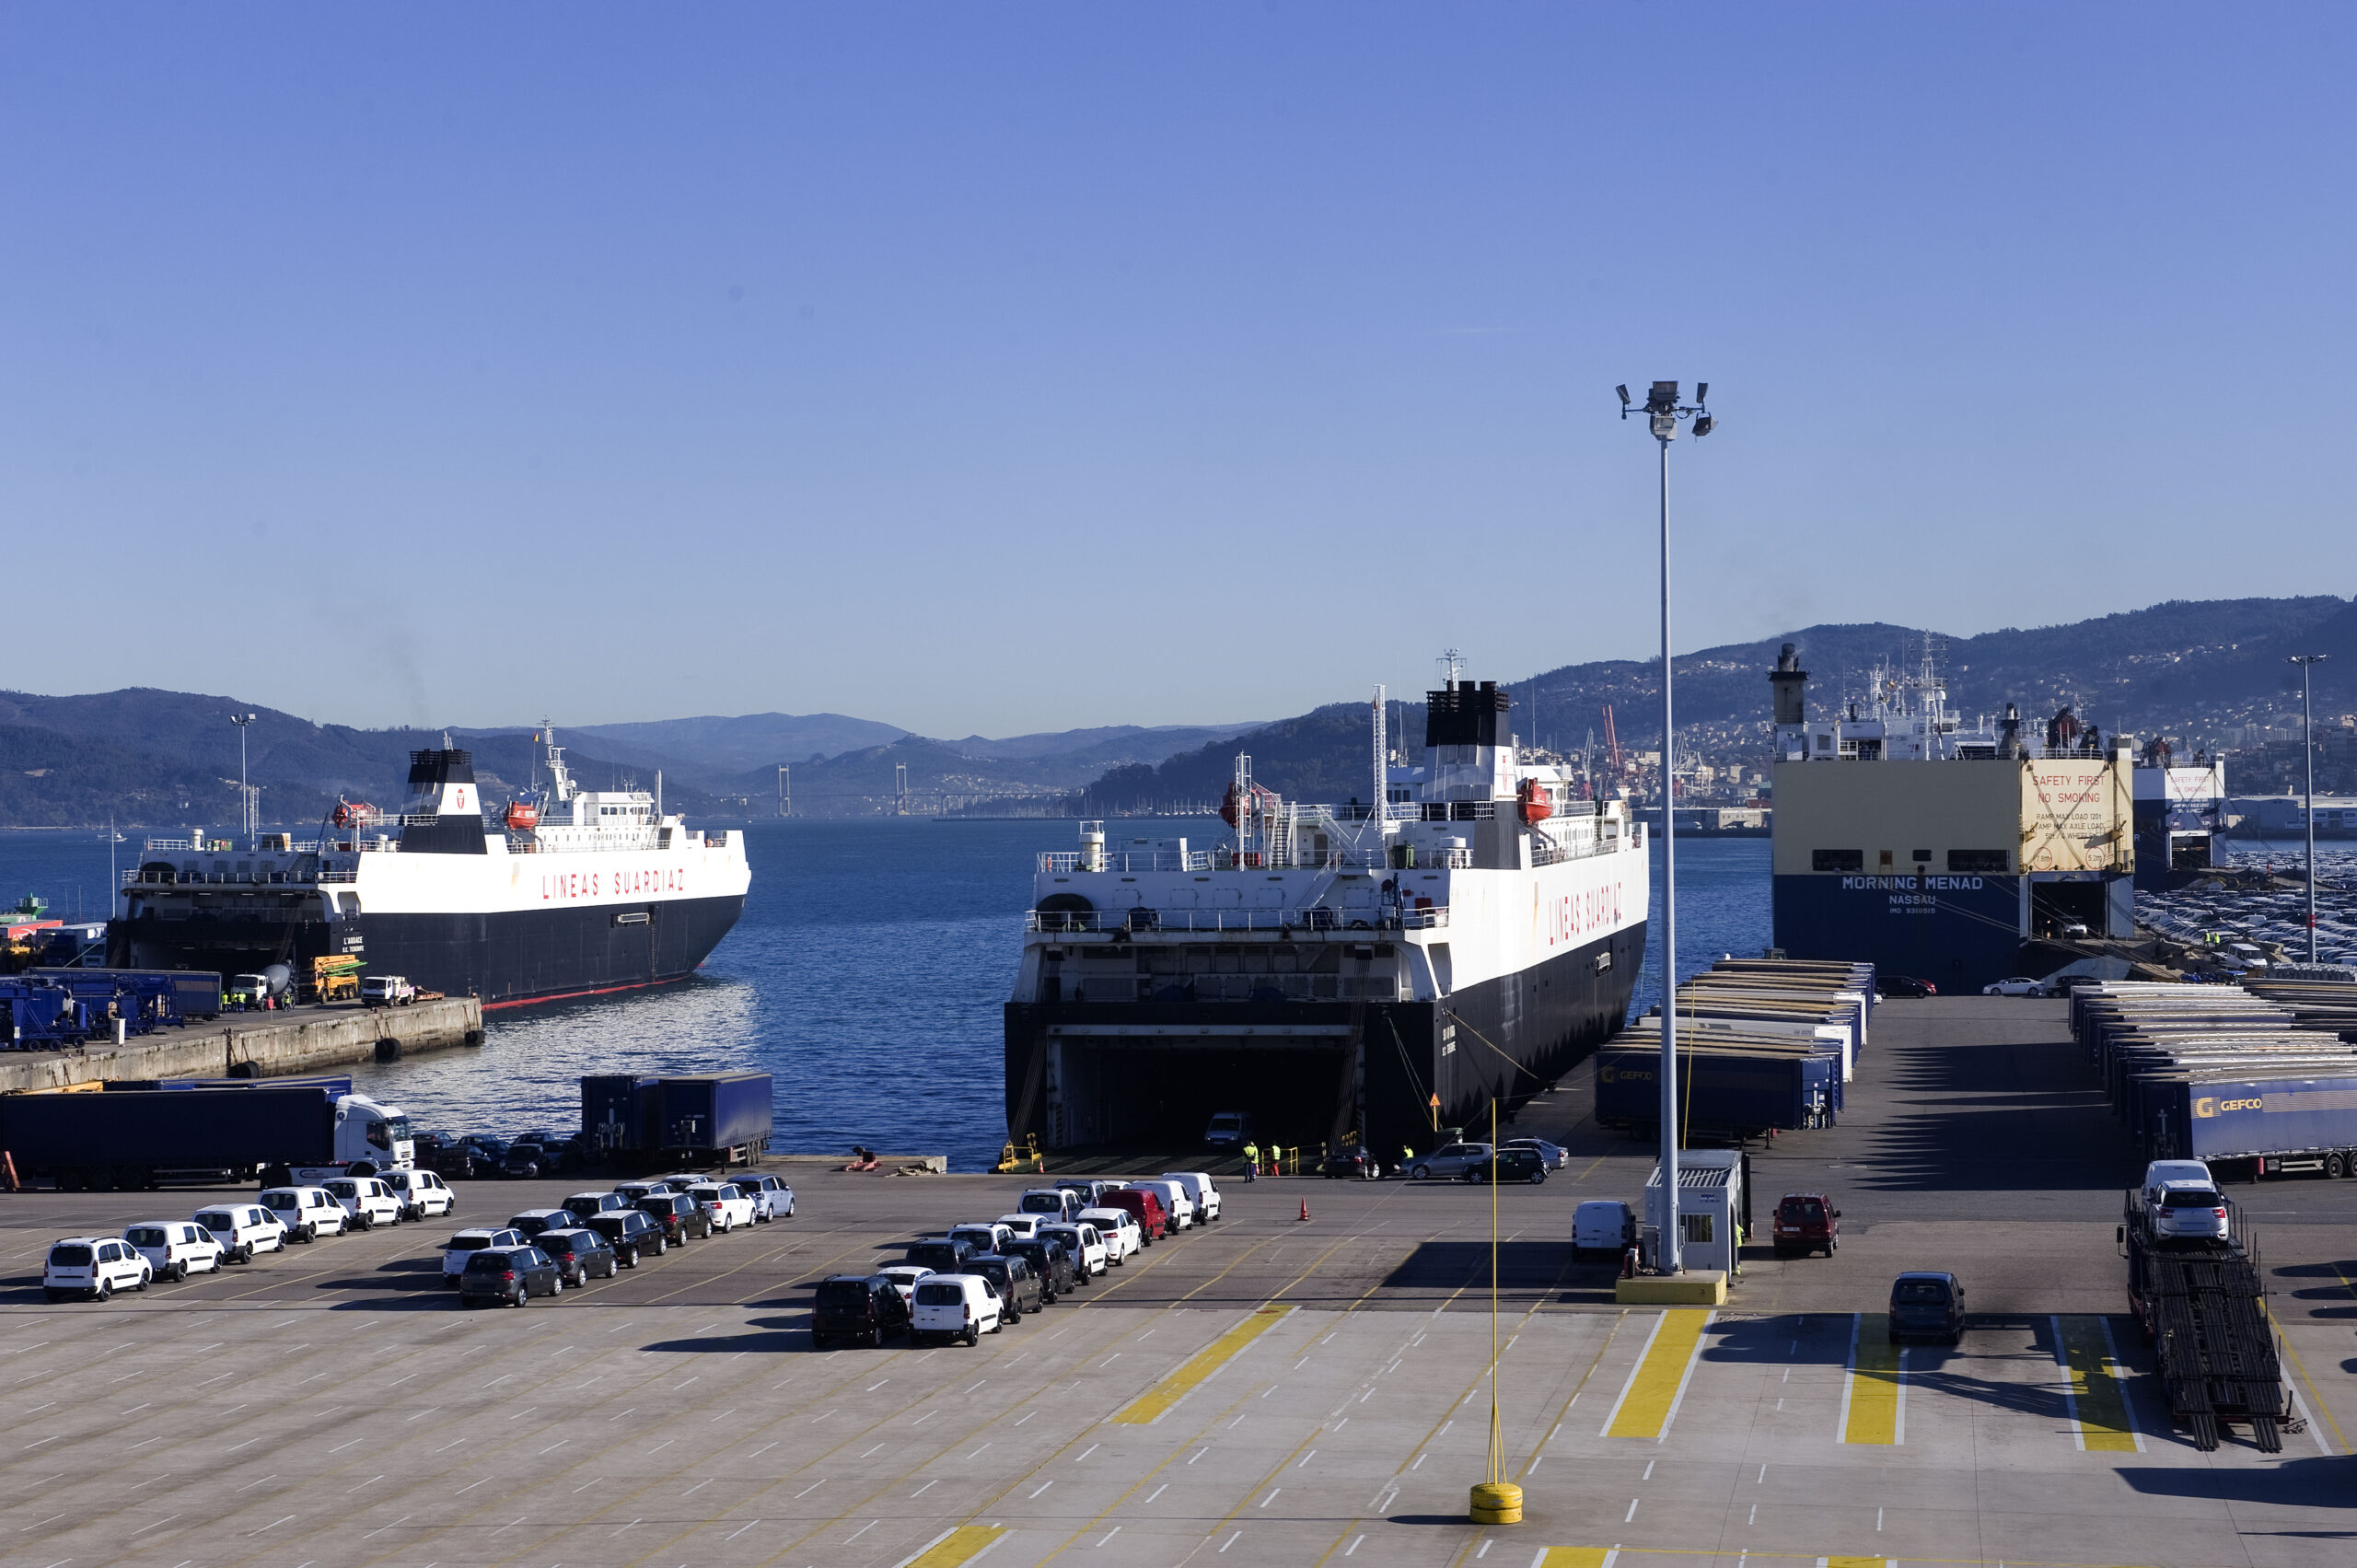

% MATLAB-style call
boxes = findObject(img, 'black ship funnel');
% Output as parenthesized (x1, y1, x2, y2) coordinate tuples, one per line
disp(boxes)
(1769, 643, 1808, 726)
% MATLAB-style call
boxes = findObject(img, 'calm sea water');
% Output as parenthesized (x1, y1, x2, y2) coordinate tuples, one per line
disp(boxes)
(0, 822, 1768, 1169)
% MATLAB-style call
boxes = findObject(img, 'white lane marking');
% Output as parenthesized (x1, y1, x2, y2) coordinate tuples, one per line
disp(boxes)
(1624, 1500, 1639, 1522)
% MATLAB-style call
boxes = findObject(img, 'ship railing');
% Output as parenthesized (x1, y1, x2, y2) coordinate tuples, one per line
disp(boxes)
(1027, 905, 1448, 935)
(1072, 975, 1406, 1005)
(1039, 850, 1213, 874)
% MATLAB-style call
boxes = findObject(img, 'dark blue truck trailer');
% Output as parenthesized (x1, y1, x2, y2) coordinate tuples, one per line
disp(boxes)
(1594, 1044, 1840, 1138)
(0, 1086, 339, 1190)
(578, 1072, 772, 1165)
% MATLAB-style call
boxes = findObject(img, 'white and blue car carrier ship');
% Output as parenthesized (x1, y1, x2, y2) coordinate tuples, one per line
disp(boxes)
(1003, 674, 1649, 1156)
(110, 730, 749, 1009)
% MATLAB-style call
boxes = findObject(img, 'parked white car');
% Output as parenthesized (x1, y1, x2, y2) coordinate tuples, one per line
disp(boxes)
(949, 1222, 1016, 1255)
(911, 1272, 1003, 1346)
(443, 1226, 525, 1284)
(260, 1185, 351, 1243)
(1980, 977, 2049, 997)
(124, 1221, 225, 1282)
(2149, 1179, 2231, 1242)
(1075, 1207, 1141, 1265)
(1127, 1179, 1196, 1230)
(45, 1237, 150, 1301)
(743, 1174, 795, 1221)
(382, 1168, 456, 1221)
(995, 1213, 1044, 1242)
(877, 1263, 935, 1307)
(193, 1203, 287, 1264)
(1039, 1221, 1109, 1280)
(687, 1182, 757, 1232)
(1017, 1188, 1082, 1222)
(323, 1176, 402, 1230)
(1408, 1143, 1494, 1181)
(1159, 1171, 1224, 1222)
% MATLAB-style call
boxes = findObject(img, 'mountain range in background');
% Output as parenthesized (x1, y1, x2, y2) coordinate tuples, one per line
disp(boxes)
(2, 595, 2352, 828)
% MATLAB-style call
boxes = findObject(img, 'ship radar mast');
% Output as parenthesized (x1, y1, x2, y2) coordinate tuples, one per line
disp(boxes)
(540, 721, 578, 804)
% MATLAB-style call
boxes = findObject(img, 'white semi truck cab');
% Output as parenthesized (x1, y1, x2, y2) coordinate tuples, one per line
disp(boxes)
(287, 1092, 415, 1185)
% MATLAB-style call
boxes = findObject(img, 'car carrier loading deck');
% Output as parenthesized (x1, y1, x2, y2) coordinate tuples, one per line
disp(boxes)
(0, 998, 2351, 1568)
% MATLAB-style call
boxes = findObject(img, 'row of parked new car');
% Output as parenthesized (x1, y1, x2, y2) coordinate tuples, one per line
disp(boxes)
(812, 1171, 1226, 1350)
(436, 1171, 796, 1307)
(41, 1167, 465, 1302)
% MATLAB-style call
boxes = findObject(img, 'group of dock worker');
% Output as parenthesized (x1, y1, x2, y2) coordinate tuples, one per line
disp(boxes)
(1240, 1142, 1298, 1179)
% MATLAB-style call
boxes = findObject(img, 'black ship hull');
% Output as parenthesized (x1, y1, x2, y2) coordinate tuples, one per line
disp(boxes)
(1004, 920, 1645, 1156)
(110, 894, 746, 1009)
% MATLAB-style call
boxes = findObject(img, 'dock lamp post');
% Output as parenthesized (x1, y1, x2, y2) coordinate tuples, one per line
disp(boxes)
(2287, 655, 2327, 964)
(230, 712, 257, 847)
(1619, 379, 1713, 1272)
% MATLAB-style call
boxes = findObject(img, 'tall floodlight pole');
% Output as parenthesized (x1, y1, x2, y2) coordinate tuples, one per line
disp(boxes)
(230, 713, 257, 846)
(2288, 655, 2328, 963)
(1619, 379, 1714, 1272)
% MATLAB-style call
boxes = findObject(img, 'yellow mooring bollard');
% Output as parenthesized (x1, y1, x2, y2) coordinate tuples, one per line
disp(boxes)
(1469, 1481, 1523, 1525)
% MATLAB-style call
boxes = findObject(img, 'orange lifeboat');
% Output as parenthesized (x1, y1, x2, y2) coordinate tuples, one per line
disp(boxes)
(331, 800, 377, 829)
(505, 799, 540, 831)
(1517, 778, 1553, 824)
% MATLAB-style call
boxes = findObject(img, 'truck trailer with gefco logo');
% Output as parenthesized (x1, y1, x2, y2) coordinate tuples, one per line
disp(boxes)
(2136, 1072, 2357, 1177)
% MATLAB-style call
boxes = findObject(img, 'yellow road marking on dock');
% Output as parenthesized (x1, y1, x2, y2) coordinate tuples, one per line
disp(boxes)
(1601, 1309, 1712, 1440)
(1840, 1315, 1903, 1446)
(898, 1524, 1007, 1566)
(1537, 1550, 1616, 1568)
(1110, 1304, 1294, 1424)
(1820, 1559, 1896, 1568)
(2051, 1316, 2138, 1453)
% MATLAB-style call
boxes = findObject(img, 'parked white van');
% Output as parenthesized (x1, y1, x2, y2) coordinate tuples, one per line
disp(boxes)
(193, 1203, 287, 1264)
(260, 1185, 350, 1243)
(1158, 1171, 1224, 1223)
(1128, 1179, 1195, 1230)
(911, 1272, 1003, 1346)
(123, 1221, 224, 1282)
(382, 1168, 456, 1221)
(1572, 1200, 1636, 1260)
(45, 1237, 150, 1301)
(324, 1176, 402, 1230)
(1039, 1222, 1109, 1280)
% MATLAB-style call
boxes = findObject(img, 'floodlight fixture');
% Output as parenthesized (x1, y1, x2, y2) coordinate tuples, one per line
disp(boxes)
(1696, 382, 1708, 402)
(1692, 414, 1715, 438)
(1616, 385, 1631, 406)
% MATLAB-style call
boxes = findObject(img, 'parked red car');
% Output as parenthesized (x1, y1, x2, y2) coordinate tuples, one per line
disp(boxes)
(1098, 1187, 1167, 1243)
(1771, 1192, 1840, 1258)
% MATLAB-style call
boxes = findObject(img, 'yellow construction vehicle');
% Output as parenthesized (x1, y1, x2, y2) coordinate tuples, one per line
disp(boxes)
(311, 954, 362, 1005)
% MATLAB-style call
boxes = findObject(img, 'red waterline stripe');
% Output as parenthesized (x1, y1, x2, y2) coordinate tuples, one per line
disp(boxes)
(481, 973, 691, 1012)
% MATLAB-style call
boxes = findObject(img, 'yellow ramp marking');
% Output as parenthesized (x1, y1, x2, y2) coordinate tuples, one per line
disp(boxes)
(898, 1524, 1007, 1567)
(1840, 1314, 1905, 1445)
(1819, 1559, 1894, 1568)
(1111, 1304, 1292, 1424)
(2054, 1315, 2141, 1453)
(1601, 1308, 1713, 1439)
(1533, 1550, 1616, 1568)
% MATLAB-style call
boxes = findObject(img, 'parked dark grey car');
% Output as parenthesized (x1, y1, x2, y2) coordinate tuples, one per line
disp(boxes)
(459, 1246, 562, 1307)
(536, 1227, 619, 1287)
(583, 1208, 664, 1267)
(959, 1254, 1045, 1322)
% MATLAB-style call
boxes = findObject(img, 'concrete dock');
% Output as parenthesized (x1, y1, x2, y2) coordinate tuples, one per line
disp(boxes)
(0, 993, 482, 1092)
(0, 997, 2351, 1568)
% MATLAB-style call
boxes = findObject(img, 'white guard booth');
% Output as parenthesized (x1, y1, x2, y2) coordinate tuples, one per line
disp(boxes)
(1644, 1149, 1750, 1274)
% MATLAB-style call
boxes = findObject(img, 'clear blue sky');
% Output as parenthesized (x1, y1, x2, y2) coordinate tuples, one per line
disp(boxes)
(5, 6, 2351, 738)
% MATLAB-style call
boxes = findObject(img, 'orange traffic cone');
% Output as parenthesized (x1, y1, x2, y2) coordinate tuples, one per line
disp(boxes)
(1298, 1199, 1310, 1222)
